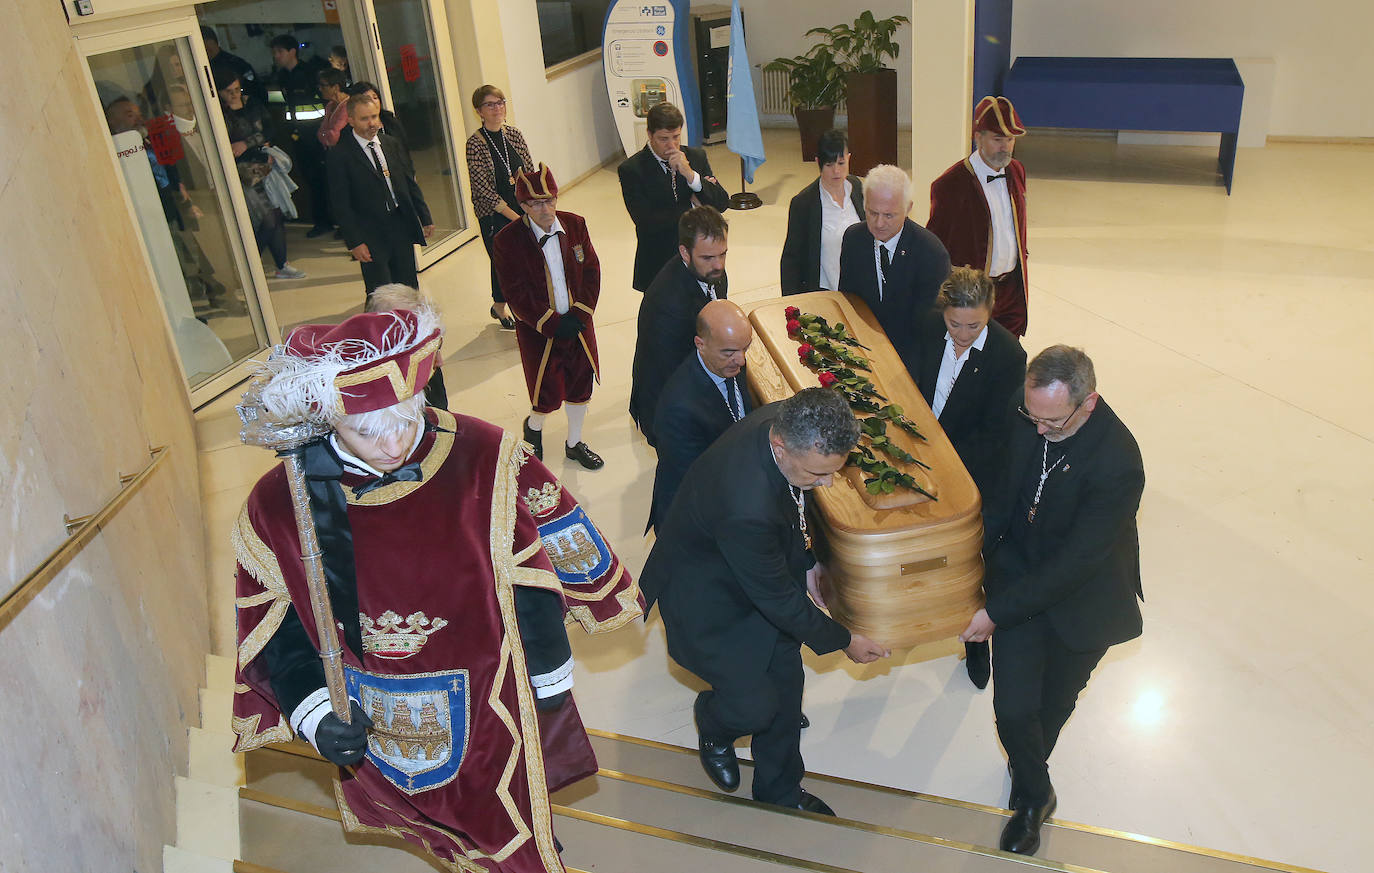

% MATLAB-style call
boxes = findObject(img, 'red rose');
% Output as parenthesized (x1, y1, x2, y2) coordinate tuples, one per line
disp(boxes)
(818, 371, 838, 387)
(797, 343, 813, 358)
(786, 318, 801, 334)
(784, 306, 800, 320)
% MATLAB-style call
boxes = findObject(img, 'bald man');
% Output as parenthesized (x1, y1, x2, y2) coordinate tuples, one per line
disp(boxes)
(647, 300, 755, 533)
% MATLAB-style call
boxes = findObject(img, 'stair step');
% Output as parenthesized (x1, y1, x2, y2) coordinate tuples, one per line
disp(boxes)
(163, 844, 234, 873)
(205, 654, 236, 691)
(188, 727, 246, 787)
(586, 730, 1320, 873)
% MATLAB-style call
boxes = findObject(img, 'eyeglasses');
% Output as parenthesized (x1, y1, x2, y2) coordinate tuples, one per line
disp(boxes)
(480, 99, 506, 110)
(1017, 398, 1084, 433)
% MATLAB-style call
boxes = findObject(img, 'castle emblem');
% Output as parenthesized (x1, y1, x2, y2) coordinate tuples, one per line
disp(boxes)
(537, 505, 612, 586)
(345, 666, 469, 795)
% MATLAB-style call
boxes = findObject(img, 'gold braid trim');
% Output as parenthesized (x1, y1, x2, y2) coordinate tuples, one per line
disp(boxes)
(512, 566, 563, 593)
(334, 778, 477, 873)
(231, 710, 293, 753)
(566, 582, 644, 634)
(232, 505, 292, 671)
(490, 431, 564, 870)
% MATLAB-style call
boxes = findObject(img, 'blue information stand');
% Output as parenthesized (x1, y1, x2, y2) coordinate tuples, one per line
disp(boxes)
(602, 0, 704, 156)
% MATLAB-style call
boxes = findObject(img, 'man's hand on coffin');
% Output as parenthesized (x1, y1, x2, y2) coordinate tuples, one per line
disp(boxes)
(316, 701, 374, 766)
(958, 608, 996, 644)
(845, 633, 890, 664)
(805, 563, 831, 609)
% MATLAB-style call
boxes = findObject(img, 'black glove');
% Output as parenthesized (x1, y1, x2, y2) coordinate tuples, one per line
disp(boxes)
(553, 313, 585, 338)
(315, 700, 373, 766)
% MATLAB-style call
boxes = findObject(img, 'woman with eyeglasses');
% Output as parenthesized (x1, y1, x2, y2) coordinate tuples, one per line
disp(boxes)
(464, 85, 534, 330)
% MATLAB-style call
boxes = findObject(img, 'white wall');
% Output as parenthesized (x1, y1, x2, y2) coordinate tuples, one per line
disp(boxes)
(1010, 0, 1374, 139)
(742, 0, 915, 125)
(497, 1, 623, 180)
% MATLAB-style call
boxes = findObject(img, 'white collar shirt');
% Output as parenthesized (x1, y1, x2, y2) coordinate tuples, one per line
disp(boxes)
(931, 324, 990, 419)
(533, 216, 570, 314)
(696, 277, 718, 302)
(819, 179, 860, 292)
(970, 149, 1017, 277)
(872, 231, 902, 300)
(698, 351, 744, 420)
(355, 130, 397, 202)
(330, 423, 426, 478)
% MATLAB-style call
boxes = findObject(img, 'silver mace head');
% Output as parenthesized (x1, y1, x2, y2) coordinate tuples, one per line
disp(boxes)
(236, 375, 333, 452)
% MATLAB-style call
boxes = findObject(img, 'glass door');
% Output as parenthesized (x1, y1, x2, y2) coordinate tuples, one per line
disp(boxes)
(81, 19, 278, 402)
(361, 0, 473, 267)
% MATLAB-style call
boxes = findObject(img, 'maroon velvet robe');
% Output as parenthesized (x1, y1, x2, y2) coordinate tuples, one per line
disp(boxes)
(231, 409, 641, 872)
(927, 157, 1030, 336)
(493, 213, 601, 413)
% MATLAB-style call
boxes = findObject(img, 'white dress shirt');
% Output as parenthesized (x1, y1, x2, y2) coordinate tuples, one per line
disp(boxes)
(534, 216, 570, 314)
(657, 155, 702, 192)
(872, 232, 902, 300)
(970, 149, 1016, 277)
(819, 179, 860, 291)
(355, 129, 397, 203)
(931, 325, 990, 419)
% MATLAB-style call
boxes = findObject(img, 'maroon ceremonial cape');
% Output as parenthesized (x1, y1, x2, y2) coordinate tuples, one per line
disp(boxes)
(493, 213, 601, 412)
(927, 157, 1030, 335)
(231, 409, 642, 872)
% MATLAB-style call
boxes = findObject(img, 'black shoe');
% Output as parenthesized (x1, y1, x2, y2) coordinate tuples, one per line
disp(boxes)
(522, 417, 543, 460)
(305, 224, 333, 238)
(490, 306, 516, 331)
(694, 695, 739, 792)
(965, 639, 990, 689)
(799, 712, 810, 729)
(564, 441, 604, 470)
(796, 789, 835, 816)
(1000, 788, 1056, 855)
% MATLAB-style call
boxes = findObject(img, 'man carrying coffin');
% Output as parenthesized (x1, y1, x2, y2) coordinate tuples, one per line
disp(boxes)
(230, 306, 642, 872)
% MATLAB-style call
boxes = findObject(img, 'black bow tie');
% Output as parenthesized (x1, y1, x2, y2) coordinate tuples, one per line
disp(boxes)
(986, 173, 1007, 183)
(539, 230, 562, 247)
(350, 461, 423, 497)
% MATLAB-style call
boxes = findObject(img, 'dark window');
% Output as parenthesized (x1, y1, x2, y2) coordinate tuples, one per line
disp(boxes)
(537, 0, 610, 67)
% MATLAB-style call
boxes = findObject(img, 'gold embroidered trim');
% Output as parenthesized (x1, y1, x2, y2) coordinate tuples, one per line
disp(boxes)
(566, 582, 644, 633)
(558, 559, 631, 602)
(490, 431, 564, 869)
(332, 334, 443, 406)
(232, 505, 292, 670)
(578, 332, 600, 382)
(334, 778, 477, 872)
(513, 538, 543, 565)
(512, 566, 563, 592)
(346, 408, 457, 506)
(529, 339, 554, 406)
(231, 709, 293, 752)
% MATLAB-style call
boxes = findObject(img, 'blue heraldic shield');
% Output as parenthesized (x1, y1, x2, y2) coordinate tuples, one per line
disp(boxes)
(345, 666, 471, 795)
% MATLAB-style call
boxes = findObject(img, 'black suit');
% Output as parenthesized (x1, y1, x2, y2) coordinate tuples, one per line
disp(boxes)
(779, 175, 864, 295)
(913, 309, 1026, 494)
(641, 405, 850, 805)
(327, 131, 432, 293)
(837, 219, 950, 353)
(629, 258, 727, 447)
(646, 353, 752, 532)
(618, 144, 730, 291)
(982, 394, 1144, 807)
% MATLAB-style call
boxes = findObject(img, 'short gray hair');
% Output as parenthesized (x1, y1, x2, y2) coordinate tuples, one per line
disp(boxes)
(1027, 345, 1096, 405)
(861, 164, 912, 207)
(936, 267, 996, 311)
(339, 392, 427, 437)
(775, 388, 859, 456)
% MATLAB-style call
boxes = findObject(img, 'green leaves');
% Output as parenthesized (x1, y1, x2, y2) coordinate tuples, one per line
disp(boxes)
(803, 13, 910, 75)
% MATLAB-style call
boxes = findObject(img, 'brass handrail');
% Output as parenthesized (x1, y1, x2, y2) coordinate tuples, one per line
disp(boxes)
(0, 445, 169, 631)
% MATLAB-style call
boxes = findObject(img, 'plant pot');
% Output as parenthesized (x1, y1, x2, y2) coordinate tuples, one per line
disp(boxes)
(845, 69, 898, 176)
(794, 107, 836, 162)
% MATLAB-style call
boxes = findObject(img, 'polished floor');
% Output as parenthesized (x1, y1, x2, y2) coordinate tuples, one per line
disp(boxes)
(196, 128, 1374, 873)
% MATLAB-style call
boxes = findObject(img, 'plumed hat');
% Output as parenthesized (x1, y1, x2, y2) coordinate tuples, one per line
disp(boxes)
(513, 163, 558, 202)
(973, 96, 1026, 137)
(258, 307, 443, 421)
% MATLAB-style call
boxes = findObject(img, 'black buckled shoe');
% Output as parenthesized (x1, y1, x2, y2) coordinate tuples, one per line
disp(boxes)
(965, 639, 991, 689)
(522, 417, 543, 460)
(796, 789, 835, 816)
(564, 441, 604, 470)
(694, 695, 739, 792)
(999, 788, 1056, 856)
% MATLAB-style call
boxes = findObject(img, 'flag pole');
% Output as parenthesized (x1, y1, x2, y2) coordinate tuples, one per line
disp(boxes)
(729, 157, 762, 210)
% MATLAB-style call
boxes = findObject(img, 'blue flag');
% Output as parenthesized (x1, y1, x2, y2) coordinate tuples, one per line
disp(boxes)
(725, 0, 766, 184)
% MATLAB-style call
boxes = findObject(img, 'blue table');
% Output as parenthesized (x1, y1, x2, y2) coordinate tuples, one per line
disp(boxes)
(1003, 57, 1245, 193)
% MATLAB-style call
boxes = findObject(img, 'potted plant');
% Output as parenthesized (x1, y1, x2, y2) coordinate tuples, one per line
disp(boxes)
(806, 11, 910, 175)
(764, 46, 845, 162)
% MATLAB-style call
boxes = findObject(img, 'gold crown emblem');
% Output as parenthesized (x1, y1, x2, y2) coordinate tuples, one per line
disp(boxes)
(523, 481, 562, 517)
(360, 610, 449, 660)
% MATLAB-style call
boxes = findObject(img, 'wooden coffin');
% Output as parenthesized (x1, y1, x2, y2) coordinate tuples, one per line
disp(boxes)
(744, 291, 984, 650)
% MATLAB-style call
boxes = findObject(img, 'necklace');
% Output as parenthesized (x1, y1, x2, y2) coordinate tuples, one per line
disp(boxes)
(482, 126, 515, 186)
(720, 376, 742, 422)
(1027, 438, 1065, 523)
(659, 155, 679, 200)
(771, 444, 812, 550)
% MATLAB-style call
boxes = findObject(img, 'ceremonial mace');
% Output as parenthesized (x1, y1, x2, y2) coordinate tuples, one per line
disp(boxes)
(237, 376, 352, 725)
